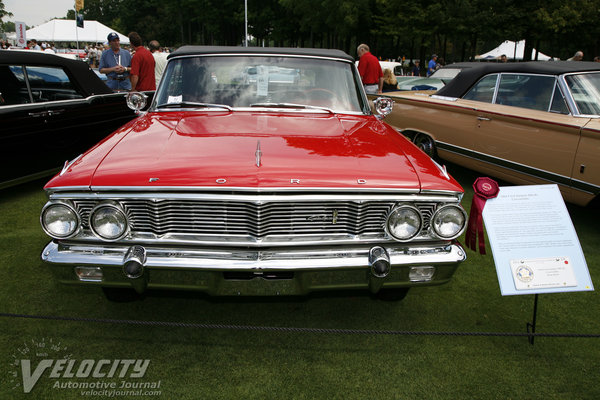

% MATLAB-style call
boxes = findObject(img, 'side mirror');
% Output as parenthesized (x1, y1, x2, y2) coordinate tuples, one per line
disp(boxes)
(373, 97, 394, 120)
(126, 91, 148, 114)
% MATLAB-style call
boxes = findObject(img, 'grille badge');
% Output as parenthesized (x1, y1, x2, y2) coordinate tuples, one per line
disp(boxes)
(306, 210, 338, 224)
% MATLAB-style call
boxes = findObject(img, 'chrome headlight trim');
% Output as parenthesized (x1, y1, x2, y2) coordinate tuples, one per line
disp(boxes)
(385, 204, 423, 241)
(89, 201, 129, 241)
(40, 200, 81, 239)
(431, 204, 467, 240)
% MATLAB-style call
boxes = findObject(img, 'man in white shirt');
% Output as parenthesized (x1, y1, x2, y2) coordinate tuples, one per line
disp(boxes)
(149, 40, 168, 88)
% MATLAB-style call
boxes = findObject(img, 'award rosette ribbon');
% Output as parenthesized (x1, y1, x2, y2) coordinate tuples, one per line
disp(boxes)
(465, 177, 499, 254)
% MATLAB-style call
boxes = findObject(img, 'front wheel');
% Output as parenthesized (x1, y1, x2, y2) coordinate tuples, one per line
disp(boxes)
(413, 133, 436, 158)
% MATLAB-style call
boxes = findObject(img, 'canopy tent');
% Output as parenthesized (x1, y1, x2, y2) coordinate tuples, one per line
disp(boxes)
(475, 40, 554, 61)
(22, 19, 129, 44)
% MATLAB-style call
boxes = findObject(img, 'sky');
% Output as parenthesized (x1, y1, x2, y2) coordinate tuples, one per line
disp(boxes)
(4, 0, 76, 27)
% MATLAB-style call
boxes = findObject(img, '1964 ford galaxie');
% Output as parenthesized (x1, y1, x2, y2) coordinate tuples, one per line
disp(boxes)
(40, 46, 467, 300)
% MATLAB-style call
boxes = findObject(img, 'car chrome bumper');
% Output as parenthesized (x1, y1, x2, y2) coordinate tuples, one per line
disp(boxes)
(41, 241, 467, 296)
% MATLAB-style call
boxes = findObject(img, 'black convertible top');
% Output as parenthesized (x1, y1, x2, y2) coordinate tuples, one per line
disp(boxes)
(169, 46, 355, 63)
(0, 49, 112, 95)
(437, 61, 600, 98)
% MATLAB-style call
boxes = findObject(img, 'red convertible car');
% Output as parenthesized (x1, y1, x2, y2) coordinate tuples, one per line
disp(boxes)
(40, 46, 467, 300)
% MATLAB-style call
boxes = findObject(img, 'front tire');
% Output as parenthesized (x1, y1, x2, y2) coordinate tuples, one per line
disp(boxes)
(413, 133, 436, 158)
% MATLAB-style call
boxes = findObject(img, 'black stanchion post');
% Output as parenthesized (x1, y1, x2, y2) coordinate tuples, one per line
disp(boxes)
(527, 294, 539, 345)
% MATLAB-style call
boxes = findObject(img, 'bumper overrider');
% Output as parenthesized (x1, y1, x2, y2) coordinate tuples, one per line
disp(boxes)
(41, 241, 466, 296)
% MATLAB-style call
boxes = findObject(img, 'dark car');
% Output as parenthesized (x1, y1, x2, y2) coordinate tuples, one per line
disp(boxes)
(0, 50, 139, 188)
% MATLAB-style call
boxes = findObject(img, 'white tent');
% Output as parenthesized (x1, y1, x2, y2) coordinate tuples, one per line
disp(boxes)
(476, 40, 554, 61)
(24, 19, 129, 44)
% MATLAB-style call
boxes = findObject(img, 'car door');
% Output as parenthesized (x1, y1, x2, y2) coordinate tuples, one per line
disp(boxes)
(466, 73, 585, 201)
(572, 118, 600, 206)
(0, 64, 53, 185)
(26, 65, 136, 165)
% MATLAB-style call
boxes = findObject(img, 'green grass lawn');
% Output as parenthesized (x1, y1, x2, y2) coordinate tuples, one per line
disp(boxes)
(0, 165, 599, 400)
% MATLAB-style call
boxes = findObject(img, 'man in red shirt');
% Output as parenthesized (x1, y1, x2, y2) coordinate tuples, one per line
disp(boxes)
(357, 44, 383, 94)
(128, 32, 156, 91)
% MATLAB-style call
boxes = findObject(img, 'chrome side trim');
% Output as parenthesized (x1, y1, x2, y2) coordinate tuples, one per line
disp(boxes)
(437, 141, 573, 187)
(41, 241, 466, 271)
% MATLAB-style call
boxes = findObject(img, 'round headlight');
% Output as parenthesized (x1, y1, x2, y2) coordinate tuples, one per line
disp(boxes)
(41, 202, 80, 238)
(386, 205, 422, 241)
(90, 203, 128, 240)
(432, 204, 467, 239)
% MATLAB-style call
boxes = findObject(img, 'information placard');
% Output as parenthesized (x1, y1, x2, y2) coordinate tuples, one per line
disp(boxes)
(481, 184, 593, 296)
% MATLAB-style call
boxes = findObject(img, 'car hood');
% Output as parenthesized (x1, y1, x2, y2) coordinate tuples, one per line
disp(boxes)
(47, 111, 461, 193)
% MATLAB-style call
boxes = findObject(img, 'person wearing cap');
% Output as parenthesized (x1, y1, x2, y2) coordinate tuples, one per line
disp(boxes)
(411, 60, 421, 76)
(427, 54, 438, 77)
(99, 32, 132, 91)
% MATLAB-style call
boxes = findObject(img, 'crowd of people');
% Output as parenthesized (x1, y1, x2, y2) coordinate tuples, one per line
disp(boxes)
(357, 43, 600, 94)
(6, 36, 600, 96)
(97, 31, 173, 92)
(2, 32, 171, 93)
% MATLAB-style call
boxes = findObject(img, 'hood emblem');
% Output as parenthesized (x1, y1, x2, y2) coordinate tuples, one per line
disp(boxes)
(255, 140, 262, 167)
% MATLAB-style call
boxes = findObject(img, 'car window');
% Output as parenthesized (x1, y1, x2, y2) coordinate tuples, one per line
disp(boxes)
(565, 72, 600, 115)
(25, 66, 84, 103)
(549, 85, 570, 114)
(463, 74, 498, 103)
(155, 55, 364, 112)
(0, 65, 31, 105)
(495, 74, 555, 111)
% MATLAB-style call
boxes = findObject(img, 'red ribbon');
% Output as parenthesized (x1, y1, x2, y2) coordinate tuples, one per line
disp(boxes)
(465, 177, 499, 255)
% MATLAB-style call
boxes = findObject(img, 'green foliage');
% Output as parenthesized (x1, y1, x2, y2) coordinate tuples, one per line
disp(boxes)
(0, 0, 12, 25)
(8, 0, 600, 60)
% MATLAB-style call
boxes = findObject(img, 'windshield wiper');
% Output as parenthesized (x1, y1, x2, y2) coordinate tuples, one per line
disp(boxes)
(156, 101, 232, 111)
(250, 102, 334, 113)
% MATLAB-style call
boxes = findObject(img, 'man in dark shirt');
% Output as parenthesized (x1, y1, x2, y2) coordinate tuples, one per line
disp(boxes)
(128, 32, 156, 91)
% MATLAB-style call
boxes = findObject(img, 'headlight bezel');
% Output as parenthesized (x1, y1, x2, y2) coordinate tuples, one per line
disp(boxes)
(431, 204, 468, 240)
(385, 204, 423, 242)
(40, 200, 81, 239)
(89, 201, 129, 241)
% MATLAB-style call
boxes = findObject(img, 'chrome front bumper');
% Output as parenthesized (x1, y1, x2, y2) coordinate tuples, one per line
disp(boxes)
(41, 241, 467, 296)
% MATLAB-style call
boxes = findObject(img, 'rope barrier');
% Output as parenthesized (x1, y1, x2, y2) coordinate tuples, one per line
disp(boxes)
(1, 312, 599, 338)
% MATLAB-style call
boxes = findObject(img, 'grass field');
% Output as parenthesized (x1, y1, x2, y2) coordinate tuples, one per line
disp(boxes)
(0, 164, 598, 399)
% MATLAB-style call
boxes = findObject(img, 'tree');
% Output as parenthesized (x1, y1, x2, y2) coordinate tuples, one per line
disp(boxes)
(0, 0, 13, 25)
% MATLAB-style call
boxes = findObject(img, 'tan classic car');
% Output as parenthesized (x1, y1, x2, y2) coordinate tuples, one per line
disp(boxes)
(376, 62, 600, 207)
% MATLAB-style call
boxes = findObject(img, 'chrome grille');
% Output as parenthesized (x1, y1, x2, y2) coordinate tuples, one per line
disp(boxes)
(74, 199, 437, 238)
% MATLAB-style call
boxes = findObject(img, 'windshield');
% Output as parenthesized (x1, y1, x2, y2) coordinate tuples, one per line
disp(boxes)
(565, 72, 600, 115)
(154, 55, 365, 113)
